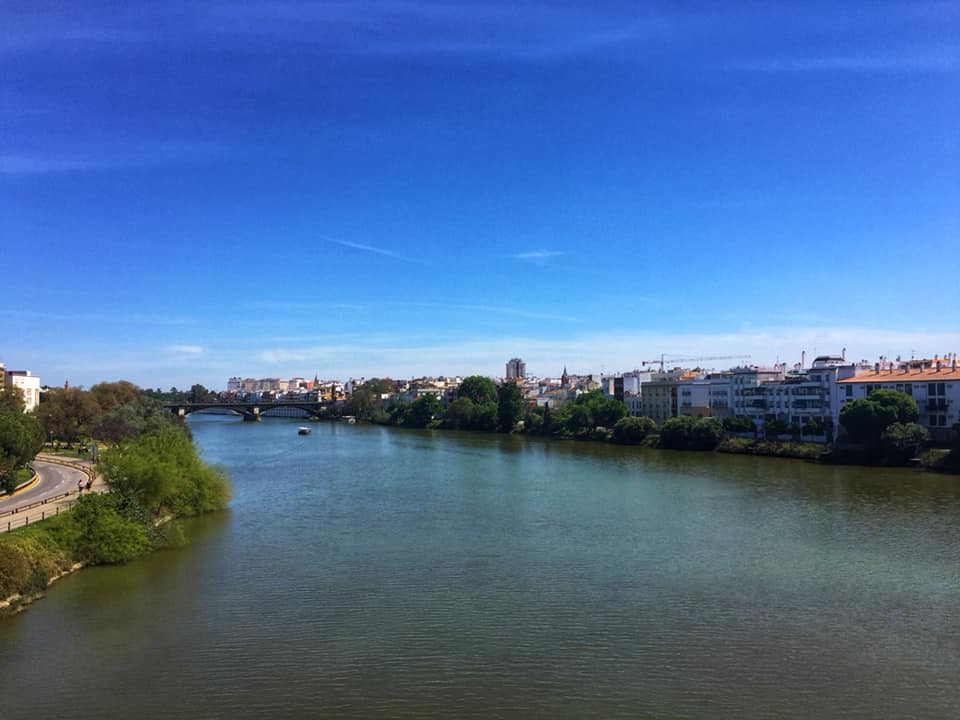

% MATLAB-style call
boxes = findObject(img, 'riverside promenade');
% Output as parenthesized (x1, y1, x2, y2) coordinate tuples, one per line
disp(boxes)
(0, 455, 105, 533)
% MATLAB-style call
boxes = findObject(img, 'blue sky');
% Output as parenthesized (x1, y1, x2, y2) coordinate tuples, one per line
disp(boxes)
(2, 1, 958, 389)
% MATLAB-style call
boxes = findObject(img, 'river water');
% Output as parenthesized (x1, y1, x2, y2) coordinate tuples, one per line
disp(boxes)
(2, 416, 959, 718)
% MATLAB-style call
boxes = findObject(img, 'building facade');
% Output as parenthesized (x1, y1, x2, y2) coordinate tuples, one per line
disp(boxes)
(5, 370, 41, 412)
(505, 358, 526, 380)
(834, 359, 960, 443)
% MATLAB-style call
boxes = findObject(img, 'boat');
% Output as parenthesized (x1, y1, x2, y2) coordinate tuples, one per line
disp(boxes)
(297, 427, 312, 435)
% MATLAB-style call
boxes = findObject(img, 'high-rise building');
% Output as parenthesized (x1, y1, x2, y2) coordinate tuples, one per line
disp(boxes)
(505, 357, 526, 380)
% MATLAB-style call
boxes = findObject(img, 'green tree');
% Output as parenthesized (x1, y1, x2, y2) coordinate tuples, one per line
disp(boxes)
(0, 409, 45, 494)
(443, 397, 475, 429)
(0, 384, 26, 413)
(404, 395, 441, 428)
(472, 401, 499, 431)
(363, 378, 395, 396)
(344, 387, 375, 419)
(34, 387, 102, 446)
(563, 404, 593, 434)
(689, 417, 724, 450)
(722, 415, 754, 434)
(59, 493, 151, 564)
(99, 424, 230, 516)
(840, 389, 918, 446)
(880, 422, 930, 465)
(612, 416, 657, 444)
(570, 390, 627, 429)
(497, 382, 524, 433)
(188, 384, 216, 404)
(90, 381, 143, 413)
(457, 376, 497, 406)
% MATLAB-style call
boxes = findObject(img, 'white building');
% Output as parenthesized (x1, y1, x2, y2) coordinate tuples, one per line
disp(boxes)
(5, 370, 41, 412)
(834, 357, 960, 443)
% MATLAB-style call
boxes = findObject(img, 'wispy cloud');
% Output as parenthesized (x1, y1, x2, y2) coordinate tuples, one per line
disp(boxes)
(0, 142, 223, 176)
(166, 345, 205, 355)
(508, 249, 565, 264)
(321, 236, 427, 264)
(390, 301, 579, 323)
(200, 1, 665, 61)
(0, 308, 194, 326)
(726, 54, 957, 73)
(245, 300, 366, 312)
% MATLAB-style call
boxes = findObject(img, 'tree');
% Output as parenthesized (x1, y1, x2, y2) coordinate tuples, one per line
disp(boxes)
(497, 382, 524, 433)
(722, 415, 754, 434)
(404, 394, 441, 428)
(840, 389, 918, 447)
(472, 401, 499, 431)
(658, 416, 721, 451)
(457, 376, 497, 406)
(34, 387, 102, 446)
(689, 417, 724, 450)
(344, 387, 374, 419)
(0, 384, 26, 413)
(363, 378, 395, 396)
(569, 390, 627, 429)
(612, 416, 656, 444)
(90, 381, 143, 413)
(188, 384, 216, 404)
(443, 397, 475, 429)
(563, 404, 593, 434)
(100, 424, 230, 516)
(0, 409, 44, 494)
(881, 422, 929, 465)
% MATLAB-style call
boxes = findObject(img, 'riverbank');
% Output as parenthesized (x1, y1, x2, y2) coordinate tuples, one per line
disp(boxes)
(0, 426, 230, 619)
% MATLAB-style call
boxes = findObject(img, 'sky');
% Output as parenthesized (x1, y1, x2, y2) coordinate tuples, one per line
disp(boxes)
(2, 1, 958, 389)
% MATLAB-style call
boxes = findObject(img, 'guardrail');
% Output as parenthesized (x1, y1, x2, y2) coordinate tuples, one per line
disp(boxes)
(1, 496, 76, 532)
(0, 457, 98, 533)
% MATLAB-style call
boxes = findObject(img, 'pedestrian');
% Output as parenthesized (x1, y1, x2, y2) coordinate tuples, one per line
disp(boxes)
(77, 480, 84, 493)
(85, 479, 93, 491)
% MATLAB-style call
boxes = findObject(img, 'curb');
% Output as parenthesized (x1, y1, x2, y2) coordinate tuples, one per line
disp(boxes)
(0, 470, 40, 500)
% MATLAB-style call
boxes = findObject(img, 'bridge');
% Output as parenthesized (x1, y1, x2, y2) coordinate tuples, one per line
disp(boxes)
(164, 401, 334, 422)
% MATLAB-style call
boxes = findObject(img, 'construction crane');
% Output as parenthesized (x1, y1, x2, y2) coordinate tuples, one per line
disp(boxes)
(640, 354, 751, 372)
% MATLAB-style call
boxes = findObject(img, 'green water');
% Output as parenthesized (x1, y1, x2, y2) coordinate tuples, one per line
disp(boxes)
(2, 417, 959, 718)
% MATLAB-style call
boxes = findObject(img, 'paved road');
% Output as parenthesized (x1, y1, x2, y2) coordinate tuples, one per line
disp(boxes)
(0, 458, 102, 532)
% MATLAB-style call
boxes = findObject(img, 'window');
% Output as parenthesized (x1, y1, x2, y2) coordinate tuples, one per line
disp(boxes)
(845, 386, 853, 399)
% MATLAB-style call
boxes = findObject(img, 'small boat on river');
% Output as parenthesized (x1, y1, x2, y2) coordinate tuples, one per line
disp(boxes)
(297, 427, 312, 435)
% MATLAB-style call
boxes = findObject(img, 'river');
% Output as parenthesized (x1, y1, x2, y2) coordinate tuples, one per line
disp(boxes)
(2, 416, 959, 718)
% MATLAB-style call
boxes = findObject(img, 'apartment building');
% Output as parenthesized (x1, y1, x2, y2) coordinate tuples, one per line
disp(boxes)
(5, 370, 41, 412)
(834, 357, 960, 443)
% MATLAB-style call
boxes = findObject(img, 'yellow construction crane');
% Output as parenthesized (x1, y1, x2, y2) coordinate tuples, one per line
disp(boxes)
(640, 354, 751, 372)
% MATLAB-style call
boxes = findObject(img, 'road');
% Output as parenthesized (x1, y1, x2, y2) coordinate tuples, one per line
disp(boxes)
(0, 457, 103, 533)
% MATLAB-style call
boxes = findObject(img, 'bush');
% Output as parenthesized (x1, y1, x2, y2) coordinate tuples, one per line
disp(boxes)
(612, 416, 656, 445)
(0, 544, 30, 598)
(659, 416, 723, 451)
(881, 422, 930, 465)
(99, 425, 231, 517)
(58, 493, 151, 565)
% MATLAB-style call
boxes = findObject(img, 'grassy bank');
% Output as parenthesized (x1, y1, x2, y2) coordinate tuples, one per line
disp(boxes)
(1, 425, 230, 616)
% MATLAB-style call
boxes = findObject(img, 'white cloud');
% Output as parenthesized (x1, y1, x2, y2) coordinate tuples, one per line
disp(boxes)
(166, 345, 205, 355)
(508, 250, 566, 263)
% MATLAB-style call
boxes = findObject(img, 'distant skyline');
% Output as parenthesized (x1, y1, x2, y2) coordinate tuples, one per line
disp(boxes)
(3, 1, 958, 389)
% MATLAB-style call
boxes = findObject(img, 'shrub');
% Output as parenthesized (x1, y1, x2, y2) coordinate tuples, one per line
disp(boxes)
(612, 416, 656, 445)
(881, 422, 930, 465)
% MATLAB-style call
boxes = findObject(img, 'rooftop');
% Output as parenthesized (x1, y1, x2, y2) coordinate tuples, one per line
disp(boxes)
(837, 366, 960, 383)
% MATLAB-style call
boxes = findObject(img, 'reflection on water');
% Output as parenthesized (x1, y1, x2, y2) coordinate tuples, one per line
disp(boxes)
(1, 417, 958, 719)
